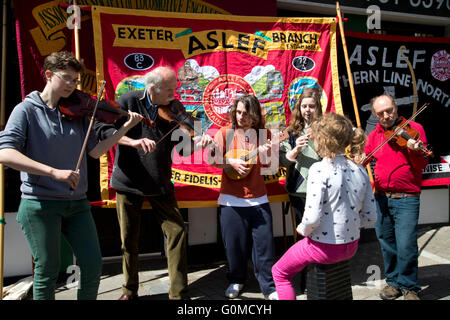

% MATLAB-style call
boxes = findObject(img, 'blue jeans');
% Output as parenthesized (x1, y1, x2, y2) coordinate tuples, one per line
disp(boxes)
(374, 194, 421, 292)
(17, 199, 102, 300)
(220, 203, 276, 295)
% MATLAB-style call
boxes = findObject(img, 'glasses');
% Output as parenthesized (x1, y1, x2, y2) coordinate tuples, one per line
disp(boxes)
(53, 72, 81, 86)
(374, 107, 395, 119)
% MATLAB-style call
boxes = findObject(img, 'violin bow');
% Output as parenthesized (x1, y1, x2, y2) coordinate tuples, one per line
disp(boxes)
(74, 80, 107, 173)
(362, 102, 430, 165)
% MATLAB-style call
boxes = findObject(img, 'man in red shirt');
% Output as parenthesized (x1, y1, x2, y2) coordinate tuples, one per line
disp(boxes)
(364, 94, 429, 300)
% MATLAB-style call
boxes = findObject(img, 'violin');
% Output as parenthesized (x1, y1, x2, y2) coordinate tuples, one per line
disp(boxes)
(59, 89, 152, 126)
(384, 117, 433, 157)
(154, 99, 203, 145)
(362, 103, 433, 166)
(157, 100, 202, 136)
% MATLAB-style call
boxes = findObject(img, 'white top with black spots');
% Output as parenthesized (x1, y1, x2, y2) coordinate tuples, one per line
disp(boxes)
(297, 154, 377, 244)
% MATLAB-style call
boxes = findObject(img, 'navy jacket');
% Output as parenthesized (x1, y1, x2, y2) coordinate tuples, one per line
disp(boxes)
(94, 89, 191, 196)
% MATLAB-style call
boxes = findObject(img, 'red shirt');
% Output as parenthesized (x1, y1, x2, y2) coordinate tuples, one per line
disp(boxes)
(213, 125, 270, 198)
(364, 119, 428, 193)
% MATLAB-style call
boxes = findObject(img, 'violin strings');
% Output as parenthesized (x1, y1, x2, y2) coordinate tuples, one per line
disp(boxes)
(362, 103, 430, 164)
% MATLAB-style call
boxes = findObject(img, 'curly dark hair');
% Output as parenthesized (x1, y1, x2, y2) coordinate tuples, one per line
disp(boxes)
(229, 94, 265, 129)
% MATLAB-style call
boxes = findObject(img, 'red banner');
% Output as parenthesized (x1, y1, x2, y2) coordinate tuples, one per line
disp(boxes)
(92, 7, 341, 208)
(13, 0, 276, 99)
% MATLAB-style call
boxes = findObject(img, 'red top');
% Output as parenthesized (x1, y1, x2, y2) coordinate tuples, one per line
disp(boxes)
(364, 120, 429, 193)
(213, 125, 270, 198)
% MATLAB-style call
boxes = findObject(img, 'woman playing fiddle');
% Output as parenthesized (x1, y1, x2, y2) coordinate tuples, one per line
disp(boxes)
(0, 51, 142, 300)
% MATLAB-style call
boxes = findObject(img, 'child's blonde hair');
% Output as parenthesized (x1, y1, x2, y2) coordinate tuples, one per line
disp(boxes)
(348, 127, 366, 163)
(311, 113, 366, 160)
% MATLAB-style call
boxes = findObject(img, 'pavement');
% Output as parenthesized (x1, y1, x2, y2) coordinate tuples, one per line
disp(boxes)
(52, 224, 450, 301)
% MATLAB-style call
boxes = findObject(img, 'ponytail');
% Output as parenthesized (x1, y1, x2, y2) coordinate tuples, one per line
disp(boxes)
(348, 127, 366, 164)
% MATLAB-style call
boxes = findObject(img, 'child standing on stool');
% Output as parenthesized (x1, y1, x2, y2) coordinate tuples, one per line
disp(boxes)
(272, 113, 377, 300)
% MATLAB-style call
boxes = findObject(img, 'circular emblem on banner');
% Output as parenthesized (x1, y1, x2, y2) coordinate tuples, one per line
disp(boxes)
(292, 56, 315, 72)
(115, 75, 145, 100)
(203, 74, 255, 127)
(430, 50, 449, 82)
(124, 53, 154, 71)
(288, 77, 327, 111)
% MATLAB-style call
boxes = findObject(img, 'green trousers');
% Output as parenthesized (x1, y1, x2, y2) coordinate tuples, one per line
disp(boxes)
(17, 199, 102, 300)
(116, 191, 189, 299)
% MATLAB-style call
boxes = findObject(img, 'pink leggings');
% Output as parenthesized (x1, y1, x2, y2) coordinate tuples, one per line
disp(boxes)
(272, 237, 358, 300)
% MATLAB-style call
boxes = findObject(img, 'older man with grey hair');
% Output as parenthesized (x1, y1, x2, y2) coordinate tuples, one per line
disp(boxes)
(95, 66, 212, 300)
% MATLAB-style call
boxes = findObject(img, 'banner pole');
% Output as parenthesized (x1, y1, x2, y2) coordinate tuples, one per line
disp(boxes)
(336, 2, 361, 127)
(0, 0, 8, 300)
(73, 0, 82, 91)
(336, 2, 375, 183)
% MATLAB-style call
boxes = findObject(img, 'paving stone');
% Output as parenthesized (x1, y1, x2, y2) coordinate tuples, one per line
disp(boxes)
(54, 225, 450, 301)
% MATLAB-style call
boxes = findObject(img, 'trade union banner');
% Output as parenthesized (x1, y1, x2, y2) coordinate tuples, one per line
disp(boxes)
(91, 6, 341, 208)
(13, 0, 275, 101)
(338, 32, 450, 187)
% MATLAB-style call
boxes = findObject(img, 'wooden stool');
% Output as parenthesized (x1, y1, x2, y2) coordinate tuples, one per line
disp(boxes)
(306, 260, 353, 300)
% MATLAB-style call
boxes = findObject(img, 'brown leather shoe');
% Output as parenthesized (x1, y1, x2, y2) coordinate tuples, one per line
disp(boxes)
(379, 285, 402, 300)
(402, 289, 420, 300)
(118, 294, 139, 300)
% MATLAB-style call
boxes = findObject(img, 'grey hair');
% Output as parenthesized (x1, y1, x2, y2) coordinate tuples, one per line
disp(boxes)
(143, 66, 175, 94)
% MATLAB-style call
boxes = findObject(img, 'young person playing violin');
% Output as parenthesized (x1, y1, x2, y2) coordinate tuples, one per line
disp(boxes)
(94, 66, 212, 300)
(364, 94, 429, 300)
(0, 51, 143, 300)
(207, 94, 278, 300)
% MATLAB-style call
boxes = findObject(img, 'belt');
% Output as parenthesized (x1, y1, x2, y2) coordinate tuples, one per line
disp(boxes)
(376, 191, 421, 199)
